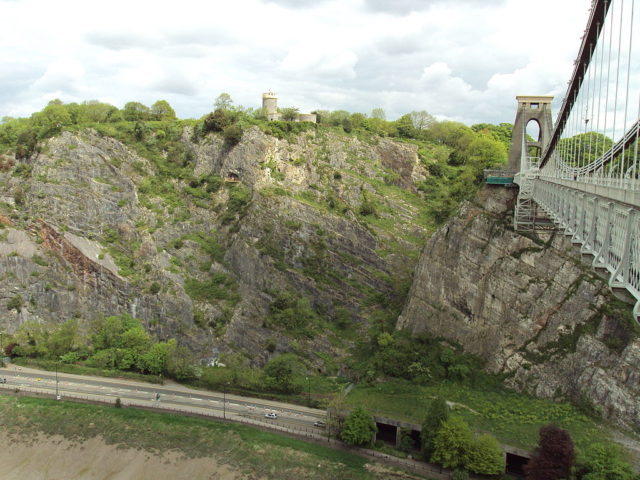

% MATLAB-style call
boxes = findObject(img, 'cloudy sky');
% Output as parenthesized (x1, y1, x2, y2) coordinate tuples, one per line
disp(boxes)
(0, 0, 593, 125)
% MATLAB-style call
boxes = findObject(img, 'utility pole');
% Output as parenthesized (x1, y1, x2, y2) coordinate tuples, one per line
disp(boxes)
(306, 377, 310, 407)
(55, 361, 60, 400)
(223, 384, 226, 420)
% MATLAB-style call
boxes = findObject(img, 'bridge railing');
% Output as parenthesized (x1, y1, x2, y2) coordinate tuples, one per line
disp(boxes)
(532, 179, 640, 316)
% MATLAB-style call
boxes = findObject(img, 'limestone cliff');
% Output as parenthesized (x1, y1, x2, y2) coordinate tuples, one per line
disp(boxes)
(0, 126, 429, 367)
(398, 185, 640, 429)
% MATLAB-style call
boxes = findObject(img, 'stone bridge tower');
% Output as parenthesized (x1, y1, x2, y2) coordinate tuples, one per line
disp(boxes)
(507, 96, 554, 172)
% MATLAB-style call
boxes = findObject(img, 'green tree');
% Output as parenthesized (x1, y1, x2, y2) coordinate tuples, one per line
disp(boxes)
(214, 93, 233, 111)
(280, 107, 299, 121)
(263, 353, 300, 393)
(123, 102, 151, 121)
(72, 100, 120, 123)
(410, 110, 435, 130)
(371, 108, 386, 120)
(578, 443, 634, 480)
(120, 325, 152, 352)
(137, 339, 176, 375)
(340, 406, 377, 446)
(222, 124, 243, 146)
(46, 318, 81, 357)
(150, 100, 176, 121)
(466, 433, 505, 475)
(32, 100, 72, 136)
(203, 109, 232, 133)
(421, 397, 450, 460)
(431, 416, 472, 469)
(395, 113, 417, 138)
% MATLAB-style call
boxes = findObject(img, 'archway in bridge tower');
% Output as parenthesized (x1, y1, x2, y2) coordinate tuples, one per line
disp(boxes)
(526, 119, 542, 160)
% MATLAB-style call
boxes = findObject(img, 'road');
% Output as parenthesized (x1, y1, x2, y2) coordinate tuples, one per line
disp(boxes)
(0, 364, 327, 432)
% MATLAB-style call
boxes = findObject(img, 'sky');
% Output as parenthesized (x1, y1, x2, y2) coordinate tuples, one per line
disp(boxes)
(0, 0, 594, 126)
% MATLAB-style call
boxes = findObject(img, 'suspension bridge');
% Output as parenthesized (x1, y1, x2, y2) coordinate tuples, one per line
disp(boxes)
(486, 0, 640, 318)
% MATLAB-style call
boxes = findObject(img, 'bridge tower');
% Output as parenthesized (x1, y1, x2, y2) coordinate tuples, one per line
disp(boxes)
(508, 96, 554, 231)
(507, 96, 554, 172)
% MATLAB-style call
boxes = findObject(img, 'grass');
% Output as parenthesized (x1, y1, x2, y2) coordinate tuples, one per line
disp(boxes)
(11, 357, 163, 384)
(0, 395, 428, 480)
(345, 379, 615, 452)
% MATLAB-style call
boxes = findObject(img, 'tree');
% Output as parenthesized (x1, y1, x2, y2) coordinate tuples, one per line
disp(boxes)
(214, 93, 233, 111)
(222, 124, 243, 147)
(137, 339, 176, 375)
(280, 107, 299, 121)
(123, 102, 150, 121)
(263, 353, 300, 393)
(421, 396, 450, 460)
(150, 100, 176, 121)
(525, 425, 575, 480)
(577, 443, 634, 480)
(203, 109, 232, 133)
(410, 110, 436, 130)
(340, 406, 377, 446)
(46, 318, 81, 357)
(430, 416, 472, 469)
(32, 100, 72, 136)
(371, 108, 386, 120)
(395, 113, 417, 138)
(466, 433, 505, 475)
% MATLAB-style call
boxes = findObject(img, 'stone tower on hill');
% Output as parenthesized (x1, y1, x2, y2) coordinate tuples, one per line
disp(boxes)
(262, 91, 281, 121)
(261, 91, 317, 123)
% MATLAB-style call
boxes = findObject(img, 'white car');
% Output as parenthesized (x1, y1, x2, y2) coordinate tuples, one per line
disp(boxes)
(264, 412, 278, 419)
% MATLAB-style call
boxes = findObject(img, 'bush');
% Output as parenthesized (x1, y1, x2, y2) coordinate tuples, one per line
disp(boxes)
(576, 443, 634, 480)
(203, 109, 232, 133)
(263, 353, 302, 393)
(148, 282, 161, 294)
(340, 406, 377, 446)
(7, 294, 24, 312)
(431, 416, 472, 470)
(222, 124, 243, 147)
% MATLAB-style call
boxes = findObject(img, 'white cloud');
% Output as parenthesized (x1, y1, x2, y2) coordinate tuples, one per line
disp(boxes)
(0, 0, 596, 125)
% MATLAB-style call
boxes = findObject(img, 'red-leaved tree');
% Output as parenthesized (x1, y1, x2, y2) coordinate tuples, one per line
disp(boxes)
(525, 425, 575, 480)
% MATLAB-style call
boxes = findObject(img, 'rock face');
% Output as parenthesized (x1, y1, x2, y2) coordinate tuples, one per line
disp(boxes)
(398, 185, 640, 429)
(0, 126, 429, 367)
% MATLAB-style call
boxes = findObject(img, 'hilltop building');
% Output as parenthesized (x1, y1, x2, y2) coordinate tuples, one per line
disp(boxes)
(261, 91, 317, 123)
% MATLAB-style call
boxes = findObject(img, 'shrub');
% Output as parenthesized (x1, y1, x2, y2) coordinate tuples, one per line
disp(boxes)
(222, 124, 243, 147)
(7, 294, 24, 312)
(340, 406, 377, 446)
(263, 353, 302, 393)
(203, 109, 231, 133)
(431, 416, 472, 470)
(577, 443, 634, 480)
